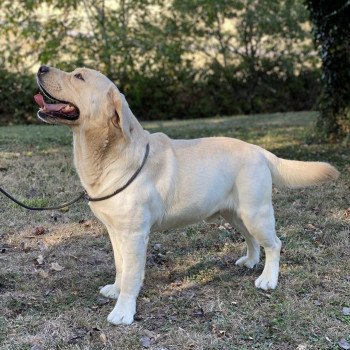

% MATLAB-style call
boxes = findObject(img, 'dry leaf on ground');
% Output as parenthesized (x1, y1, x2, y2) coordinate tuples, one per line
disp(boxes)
(33, 226, 46, 235)
(342, 307, 350, 316)
(51, 262, 64, 271)
(339, 339, 350, 350)
(35, 255, 44, 265)
(38, 270, 49, 278)
(140, 336, 151, 348)
(99, 332, 107, 345)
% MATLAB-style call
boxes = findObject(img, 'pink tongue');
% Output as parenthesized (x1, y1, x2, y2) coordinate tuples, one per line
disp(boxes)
(34, 93, 68, 112)
(34, 94, 45, 108)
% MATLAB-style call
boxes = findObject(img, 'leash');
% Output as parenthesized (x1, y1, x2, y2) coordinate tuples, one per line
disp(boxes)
(0, 143, 150, 211)
(0, 187, 86, 211)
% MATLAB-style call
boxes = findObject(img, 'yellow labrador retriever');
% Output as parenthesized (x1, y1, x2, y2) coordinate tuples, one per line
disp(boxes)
(34, 65, 339, 325)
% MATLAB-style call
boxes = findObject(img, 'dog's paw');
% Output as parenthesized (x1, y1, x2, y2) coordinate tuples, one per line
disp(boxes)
(255, 272, 278, 290)
(235, 255, 259, 269)
(100, 284, 120, 299)
(107, 295, 136, 325)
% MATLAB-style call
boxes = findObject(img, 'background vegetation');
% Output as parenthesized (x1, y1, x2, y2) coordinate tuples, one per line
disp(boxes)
(306, 0, 350, 140)
(0, 0, 322, 124)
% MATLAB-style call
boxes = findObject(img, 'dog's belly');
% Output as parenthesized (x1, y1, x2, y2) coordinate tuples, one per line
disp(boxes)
(151, 209, 221, 232)
(151, 183, 234, 232)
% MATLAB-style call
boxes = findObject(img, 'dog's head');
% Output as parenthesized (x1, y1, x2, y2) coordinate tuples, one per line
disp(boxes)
(35, 65, 133, 140)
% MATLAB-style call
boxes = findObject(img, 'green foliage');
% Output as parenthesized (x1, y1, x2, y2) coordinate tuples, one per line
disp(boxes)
(306, 0, 350, 141)
(0, 0, 322, 124)
(0, 69, 37, 125)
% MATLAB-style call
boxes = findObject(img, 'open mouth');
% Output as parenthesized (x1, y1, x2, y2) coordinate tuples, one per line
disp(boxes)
(34, 83, 80, 121)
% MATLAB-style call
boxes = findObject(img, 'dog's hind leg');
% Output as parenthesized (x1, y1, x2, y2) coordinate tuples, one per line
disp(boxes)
(241, 207, 281, 290)
(100, 226, 122, 299)
(221, 211, 260, 268)
(234, 161, 282, 290)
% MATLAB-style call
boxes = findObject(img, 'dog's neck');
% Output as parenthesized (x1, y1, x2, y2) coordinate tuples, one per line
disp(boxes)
(72, 122, 149, 198)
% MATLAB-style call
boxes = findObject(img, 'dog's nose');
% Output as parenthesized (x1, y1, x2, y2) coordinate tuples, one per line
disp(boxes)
(38, 65, 50, 75)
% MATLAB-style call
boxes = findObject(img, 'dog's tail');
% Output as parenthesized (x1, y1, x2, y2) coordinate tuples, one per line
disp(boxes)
(261, 149, 340, 188)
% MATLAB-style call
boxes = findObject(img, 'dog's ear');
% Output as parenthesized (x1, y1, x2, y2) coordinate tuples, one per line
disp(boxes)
(108, 86, 132, 141)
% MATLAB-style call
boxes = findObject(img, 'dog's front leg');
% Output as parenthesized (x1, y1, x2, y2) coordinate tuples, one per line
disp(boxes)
(100, 227, 122, 299)
(107, 231, 149, 325)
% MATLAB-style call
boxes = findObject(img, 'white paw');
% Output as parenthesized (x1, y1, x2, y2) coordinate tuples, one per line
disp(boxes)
(100, 283, 120, 299)
(235, 256, 259, 268)
(255, 272, 278, 290)
(107, 295, 136, 325)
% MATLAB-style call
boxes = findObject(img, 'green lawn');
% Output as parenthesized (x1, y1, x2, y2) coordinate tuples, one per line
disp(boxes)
(0, 111, 349, 350)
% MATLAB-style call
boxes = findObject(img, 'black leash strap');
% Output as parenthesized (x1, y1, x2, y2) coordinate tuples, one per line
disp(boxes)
(0, 187, 86, 211)
(0, 143, 150, 211)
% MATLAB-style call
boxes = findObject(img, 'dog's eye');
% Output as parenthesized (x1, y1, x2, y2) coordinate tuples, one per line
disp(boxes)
(74, 73, 84, 81)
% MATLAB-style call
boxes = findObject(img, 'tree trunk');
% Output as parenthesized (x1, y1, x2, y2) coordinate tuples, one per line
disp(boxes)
(306, 0, 350, 141)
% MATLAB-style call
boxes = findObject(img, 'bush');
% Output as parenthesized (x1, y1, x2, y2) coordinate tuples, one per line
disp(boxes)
(123, 67, 321, 120)
(0, 69, 38, 125)
(0, 67, 321, 125)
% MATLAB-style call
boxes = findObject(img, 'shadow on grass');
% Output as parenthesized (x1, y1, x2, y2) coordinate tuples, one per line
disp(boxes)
(1, 188, 349, 349)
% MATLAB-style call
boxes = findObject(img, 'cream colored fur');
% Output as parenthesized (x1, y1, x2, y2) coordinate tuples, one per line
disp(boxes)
(37, 66, 340, 325)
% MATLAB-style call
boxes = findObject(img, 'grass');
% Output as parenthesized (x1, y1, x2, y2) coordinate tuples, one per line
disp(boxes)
(0, 111, 349, 350)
